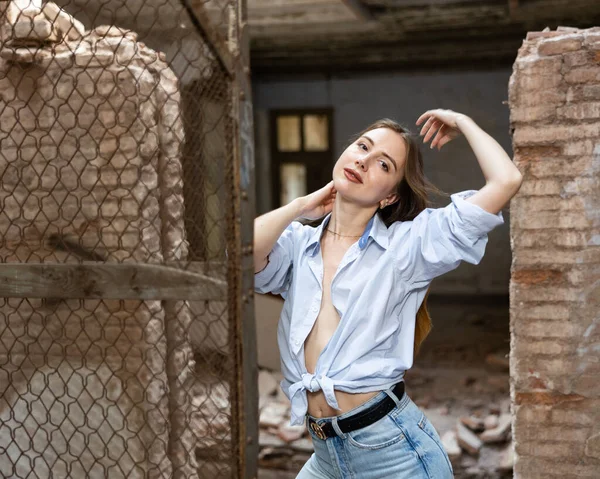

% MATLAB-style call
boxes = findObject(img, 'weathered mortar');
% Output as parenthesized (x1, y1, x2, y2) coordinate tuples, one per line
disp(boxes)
(509, 26, 600, 479)
(0, 4, 196, 477)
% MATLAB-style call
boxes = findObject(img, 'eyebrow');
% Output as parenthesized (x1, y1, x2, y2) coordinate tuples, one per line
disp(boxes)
(361, 135, 398, 171)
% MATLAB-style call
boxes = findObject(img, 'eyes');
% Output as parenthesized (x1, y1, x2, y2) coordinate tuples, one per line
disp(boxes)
(357, 142, 389, 172)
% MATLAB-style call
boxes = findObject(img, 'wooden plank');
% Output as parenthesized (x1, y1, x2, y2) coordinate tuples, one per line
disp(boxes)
(228, 3, 259, 476)
(184, 0, 235, 76)
(0, 263, 226, 300)
(342, 0, 374, 21)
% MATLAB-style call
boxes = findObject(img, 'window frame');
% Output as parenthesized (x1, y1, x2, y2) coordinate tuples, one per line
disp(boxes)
(269, 108, 334, 209)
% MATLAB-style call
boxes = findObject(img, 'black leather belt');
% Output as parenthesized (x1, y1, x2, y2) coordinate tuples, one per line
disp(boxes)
(307, 382, 405, 440)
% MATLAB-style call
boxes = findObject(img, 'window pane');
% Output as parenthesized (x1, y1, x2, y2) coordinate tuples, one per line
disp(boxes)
(277, 115, 301, 152)
(280, 163, 307, 206)
(303, 114, 328, 151)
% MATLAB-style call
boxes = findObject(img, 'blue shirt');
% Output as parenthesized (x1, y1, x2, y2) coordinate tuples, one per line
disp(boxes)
(255, 190, 504, 425)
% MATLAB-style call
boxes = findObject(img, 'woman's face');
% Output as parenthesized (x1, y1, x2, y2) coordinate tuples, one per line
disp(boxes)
(332, 127, 406, 207)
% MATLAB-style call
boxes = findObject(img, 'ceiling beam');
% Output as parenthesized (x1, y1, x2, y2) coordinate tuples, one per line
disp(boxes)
(341, 0, 374, 21)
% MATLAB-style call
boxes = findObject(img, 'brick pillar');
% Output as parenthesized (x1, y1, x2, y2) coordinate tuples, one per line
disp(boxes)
(509, 27, 600, 478)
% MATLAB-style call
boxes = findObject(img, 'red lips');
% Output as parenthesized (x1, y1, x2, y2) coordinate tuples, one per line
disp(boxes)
(343, 168, 363, 184)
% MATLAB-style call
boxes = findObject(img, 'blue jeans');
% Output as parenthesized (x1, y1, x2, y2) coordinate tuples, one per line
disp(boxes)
(297, 385, 454, 478)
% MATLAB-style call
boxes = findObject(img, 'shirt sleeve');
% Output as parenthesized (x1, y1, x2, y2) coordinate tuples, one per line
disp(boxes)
(254, 221, 303, 296)
(401, 190, 504, 285)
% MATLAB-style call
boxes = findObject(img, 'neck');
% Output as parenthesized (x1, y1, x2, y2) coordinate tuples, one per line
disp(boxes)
(328, 196, 377, 238)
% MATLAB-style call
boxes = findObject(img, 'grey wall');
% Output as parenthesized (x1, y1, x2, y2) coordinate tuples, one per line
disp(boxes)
(253, 69, 513, 295)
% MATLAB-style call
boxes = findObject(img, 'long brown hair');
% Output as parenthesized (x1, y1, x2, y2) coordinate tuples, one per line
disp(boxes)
(354, 119, 444, 356)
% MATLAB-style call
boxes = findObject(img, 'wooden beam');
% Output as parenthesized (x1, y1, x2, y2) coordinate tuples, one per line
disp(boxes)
(362, 0, 485, 5)
(0, 263, 227, 300)
(183, 0, 235, 76)
(341, 0, 374, 21)
(509, 0, 519, 20)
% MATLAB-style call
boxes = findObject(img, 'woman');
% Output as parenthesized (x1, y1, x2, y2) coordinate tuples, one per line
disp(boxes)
(254, 109, 522, 478)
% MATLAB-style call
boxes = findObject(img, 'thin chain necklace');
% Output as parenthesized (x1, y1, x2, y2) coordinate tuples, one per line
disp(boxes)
(327, 212, 364, 238)
(325, 228, 362, 238)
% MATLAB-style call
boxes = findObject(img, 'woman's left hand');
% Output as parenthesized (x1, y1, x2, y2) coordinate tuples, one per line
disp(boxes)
(416, 109, 468, 151)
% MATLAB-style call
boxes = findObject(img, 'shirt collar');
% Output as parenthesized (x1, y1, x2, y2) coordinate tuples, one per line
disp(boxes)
(305, 212, 390, 256)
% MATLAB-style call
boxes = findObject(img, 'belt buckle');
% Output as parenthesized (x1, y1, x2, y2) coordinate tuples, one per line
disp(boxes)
(309, 420, 327, 440)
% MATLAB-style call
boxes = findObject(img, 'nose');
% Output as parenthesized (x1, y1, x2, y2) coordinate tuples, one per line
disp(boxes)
(355, 158, 367, 171)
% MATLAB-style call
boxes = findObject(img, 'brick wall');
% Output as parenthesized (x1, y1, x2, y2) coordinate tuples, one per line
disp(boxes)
(509, 27, 600, 478)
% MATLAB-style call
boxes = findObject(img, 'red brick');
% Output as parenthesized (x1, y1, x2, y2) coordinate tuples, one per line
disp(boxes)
(518, 196, 584, 213)
(518, 179, 562, 195)
(526, 31, 565, 41)
(583, 32, 600, 45)
(511, 105, 557, 123)
(561, 177, 598, 196)
(550, 408, 597, 426)
(517, 210, 591, 230)
(515, 56, 563, 75)
(514, 145, 562, 161)
(513, 123, 600, 144)
(511, 230, 553, 249)
(563, 51, 593, 69)
(513, 338, 566, 356)
(513, 73, 563, 94)
(516, 459, 600, 478)
(558, 102, 600, 120)
(538, 35, 583, 56)
(524, 88, 567, 106)
(529, 157, 595, 178)
(562, 139, 596, 156)
(516, 304, 571, 320)
(512, 248, 581, 265)
(513, 269, 563, 284)
(564, 268, 585, 286)
(512, 319, 582, 339)
(515, 391, 586, 406)
(564, 67, 600, 84)
(516, 440, 585, 458)
(571, 374, 600, 396)
(556, 27, 580, 34)
(515, 405, 551, 425)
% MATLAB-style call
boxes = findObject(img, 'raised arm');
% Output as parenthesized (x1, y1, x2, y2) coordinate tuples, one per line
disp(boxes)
(254, 181, 336, 273)
(417, 109, 523, 214)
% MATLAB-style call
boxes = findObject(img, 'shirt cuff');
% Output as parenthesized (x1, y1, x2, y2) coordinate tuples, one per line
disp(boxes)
(451, 190, 504, 238)
(254, 249, 280, 291)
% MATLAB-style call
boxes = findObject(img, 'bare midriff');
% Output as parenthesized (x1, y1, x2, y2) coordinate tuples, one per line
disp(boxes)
(304, 234, 382, 419)
(306, 389, 381, 418)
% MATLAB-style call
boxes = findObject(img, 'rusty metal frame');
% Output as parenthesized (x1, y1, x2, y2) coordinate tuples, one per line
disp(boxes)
(227, 1, 258, 476)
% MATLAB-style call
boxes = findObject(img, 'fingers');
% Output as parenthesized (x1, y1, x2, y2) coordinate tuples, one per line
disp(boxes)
(423, 120, 442, 144)
(416, 110, 437, 126)
(430, 124, 446, 149)
(436, 135, 453, 150)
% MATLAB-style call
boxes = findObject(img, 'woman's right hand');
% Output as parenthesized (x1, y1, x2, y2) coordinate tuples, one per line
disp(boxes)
(297, 181, 336, 220)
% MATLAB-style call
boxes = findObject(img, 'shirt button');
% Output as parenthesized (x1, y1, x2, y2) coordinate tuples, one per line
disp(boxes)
(295, 340, 300, 346)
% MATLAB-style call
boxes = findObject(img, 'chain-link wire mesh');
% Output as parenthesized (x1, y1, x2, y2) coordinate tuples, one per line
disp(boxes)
(0, 0, 247, 477)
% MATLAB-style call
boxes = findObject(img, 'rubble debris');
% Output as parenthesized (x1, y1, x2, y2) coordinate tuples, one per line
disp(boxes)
(259, 402, 289, 428)
(460, 416, 485, 432)
(276, 424, 306, 443)
(441, 430, 462, 459)
(257, 355, 514, 477)
(484, 414, 500, 430)
(498, 443, 515, 472)
(290, 438, 314, 454)
(456, 422, 483, 455)
(259, 369, 280, 398)
(485, 352, 510, 371)
(480, 414, 512, 444)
